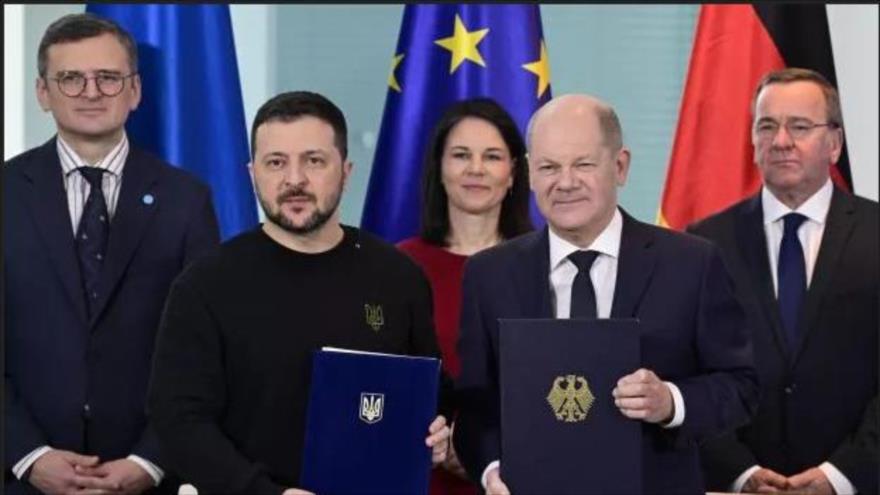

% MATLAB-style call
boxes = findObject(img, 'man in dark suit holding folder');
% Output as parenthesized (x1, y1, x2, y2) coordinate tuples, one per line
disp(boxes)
(453, 94, 759, 494)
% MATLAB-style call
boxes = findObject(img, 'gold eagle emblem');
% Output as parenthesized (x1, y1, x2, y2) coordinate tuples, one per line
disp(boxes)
(546, 374, 594, 422)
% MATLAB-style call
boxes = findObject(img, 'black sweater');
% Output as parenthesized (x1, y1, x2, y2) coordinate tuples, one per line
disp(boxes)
(148, 226, 448, 494)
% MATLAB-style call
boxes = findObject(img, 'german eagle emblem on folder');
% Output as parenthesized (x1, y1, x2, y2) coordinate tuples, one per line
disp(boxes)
(547, 374, 594, 422)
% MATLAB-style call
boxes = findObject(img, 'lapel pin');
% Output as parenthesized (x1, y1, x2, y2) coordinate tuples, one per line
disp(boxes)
(142, 194, 155, 205)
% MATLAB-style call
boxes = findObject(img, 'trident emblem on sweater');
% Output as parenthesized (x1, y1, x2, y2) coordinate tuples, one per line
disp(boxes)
(360, 393, 384, 424)
(364, 304, 384, 332)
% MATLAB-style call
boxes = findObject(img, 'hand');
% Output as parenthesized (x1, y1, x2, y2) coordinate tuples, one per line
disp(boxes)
(440, 422, 470, 480)
(27, 449, 107, 495)
(742, 467, 789, 493)
(485, 466, 511, 495)
(786, 467, 833, 495)
(282, 489, 316, 495)
(425, 415, 451, 466)
(73, 459, 154, 494)
(612, 368, 674, 423)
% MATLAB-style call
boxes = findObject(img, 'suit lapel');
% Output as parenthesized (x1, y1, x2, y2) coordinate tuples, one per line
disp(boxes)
(737, 194, 790, 360)
(513, 228, 554, 318)
(792, 188, 856, 364)
(611, 211, 657, 318)
(23, 138, 89, 324)
(90, 148, 160, 325)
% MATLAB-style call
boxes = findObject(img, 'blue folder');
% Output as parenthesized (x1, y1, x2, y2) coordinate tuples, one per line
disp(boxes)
(300, 348, 440, 494)
(499, 318, 642, 495)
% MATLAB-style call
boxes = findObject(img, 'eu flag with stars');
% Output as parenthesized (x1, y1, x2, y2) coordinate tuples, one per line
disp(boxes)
(362, 4, 552, 242)
(86, 4, 257, 240)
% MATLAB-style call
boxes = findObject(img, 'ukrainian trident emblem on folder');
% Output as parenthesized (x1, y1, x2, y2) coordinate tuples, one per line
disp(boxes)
(360, 392, 384, 424)
(301, 347, 441, 494)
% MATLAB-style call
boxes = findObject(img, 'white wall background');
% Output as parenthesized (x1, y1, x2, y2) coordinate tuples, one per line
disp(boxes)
(4, 5, 26, 160)
(828, 5, 879, 199)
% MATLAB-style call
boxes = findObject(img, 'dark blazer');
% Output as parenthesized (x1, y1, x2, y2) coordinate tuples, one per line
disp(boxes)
(689, 188, 878, 493)
(453, 210, 759, 494)
(4, 138, 220, 493)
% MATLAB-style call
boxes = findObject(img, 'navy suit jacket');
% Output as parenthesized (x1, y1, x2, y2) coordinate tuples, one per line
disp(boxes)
(689, 189, 878, 493)
(4, 138, 219, 492)
(453, 210, 759, 494)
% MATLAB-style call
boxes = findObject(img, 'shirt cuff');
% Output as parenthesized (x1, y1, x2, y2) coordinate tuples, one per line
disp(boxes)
(661, 381, 685, 428)
(820, 462, 856, 495)
(731, 465, 761, 492)
(12, 445, 52, 480)
(481, 460, 500, 489)
(127, 454, 164, 487)
(178, 484, 199, 495)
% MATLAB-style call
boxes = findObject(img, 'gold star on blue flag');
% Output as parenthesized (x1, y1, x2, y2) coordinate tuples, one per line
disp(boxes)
(435, 14, 490, 73)
(388, 53, 405, 92)
(363, 5, 552, 241)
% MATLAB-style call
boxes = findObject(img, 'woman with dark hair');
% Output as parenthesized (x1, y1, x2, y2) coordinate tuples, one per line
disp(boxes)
(398, 98, 533, 494)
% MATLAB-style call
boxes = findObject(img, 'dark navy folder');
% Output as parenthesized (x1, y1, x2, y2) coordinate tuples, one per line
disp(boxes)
(499, 318, 642, 495)
(300, 347, 440, 494)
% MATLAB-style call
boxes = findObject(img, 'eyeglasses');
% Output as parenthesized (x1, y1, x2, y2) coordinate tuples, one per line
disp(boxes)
(753, 119, 839, 141)
(47, 71, 137, 98)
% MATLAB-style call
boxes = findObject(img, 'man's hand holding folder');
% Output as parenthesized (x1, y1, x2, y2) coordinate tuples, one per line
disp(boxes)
(427, 415, 452, 466)
(612, 368, 674, 424)
(482, 367, 675, 495)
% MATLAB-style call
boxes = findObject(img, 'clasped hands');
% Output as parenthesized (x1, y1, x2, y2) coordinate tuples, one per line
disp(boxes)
(744, 467, 834, 494)
(29, 450, 154, 495)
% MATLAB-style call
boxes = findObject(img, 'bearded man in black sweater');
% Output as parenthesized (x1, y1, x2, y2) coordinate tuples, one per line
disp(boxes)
(147, 91, 451, 494)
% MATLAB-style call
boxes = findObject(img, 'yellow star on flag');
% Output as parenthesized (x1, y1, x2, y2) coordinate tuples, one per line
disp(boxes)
(522, 40, 551, 98)
(388, 53, 405, 92)
(434, 14, 489, 74)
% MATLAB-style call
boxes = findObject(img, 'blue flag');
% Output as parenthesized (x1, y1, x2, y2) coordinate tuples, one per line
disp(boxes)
(361, 4, 552, 242)
(86, 4, 257, 240)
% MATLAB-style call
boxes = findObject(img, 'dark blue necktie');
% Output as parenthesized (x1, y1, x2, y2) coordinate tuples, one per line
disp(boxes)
(777, 213, 808, 352)
(75, 167, 109, 317)
(568, 250, 600, 319)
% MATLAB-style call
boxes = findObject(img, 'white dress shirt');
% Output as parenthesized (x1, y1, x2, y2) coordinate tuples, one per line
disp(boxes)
(12, 134, 163, 487)
(482, 208, 686, 488)
(548, 207, 621, 319)
(57, 133, 128, 233)
(732, 179, 854, 494)
(762, 178, 832, 295)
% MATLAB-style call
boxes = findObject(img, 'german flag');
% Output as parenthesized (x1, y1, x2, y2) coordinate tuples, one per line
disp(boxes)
(659, 5, 853, 230)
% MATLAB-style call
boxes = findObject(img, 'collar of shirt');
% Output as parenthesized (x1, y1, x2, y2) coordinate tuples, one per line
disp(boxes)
(762, 178, 832, 228)
(549, 207, 623, 273)
(57, 132, 129, 181)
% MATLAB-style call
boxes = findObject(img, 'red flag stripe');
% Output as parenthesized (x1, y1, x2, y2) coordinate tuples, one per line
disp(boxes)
(660, 5, 784, 230)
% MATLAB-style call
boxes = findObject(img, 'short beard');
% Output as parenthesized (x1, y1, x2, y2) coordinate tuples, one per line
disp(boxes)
(258, 181, 343, 236)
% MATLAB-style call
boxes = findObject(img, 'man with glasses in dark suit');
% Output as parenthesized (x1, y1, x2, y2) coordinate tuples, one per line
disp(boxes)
(4, 13, 219, 494)
(691, 68, 878, 495)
